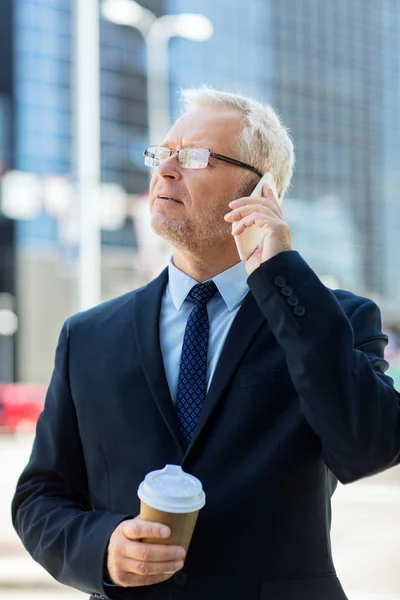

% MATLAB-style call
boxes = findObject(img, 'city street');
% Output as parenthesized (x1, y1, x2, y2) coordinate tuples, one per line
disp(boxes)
(1, 434, 400, 599)
(1, 0, 399, 598)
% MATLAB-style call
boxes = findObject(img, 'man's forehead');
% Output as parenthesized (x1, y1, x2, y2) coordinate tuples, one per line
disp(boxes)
(162, 137, 207, 148)
(163, 108, 242, 149)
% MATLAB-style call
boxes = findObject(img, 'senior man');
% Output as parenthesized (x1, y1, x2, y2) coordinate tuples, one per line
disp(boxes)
(12, 87, 400, 600)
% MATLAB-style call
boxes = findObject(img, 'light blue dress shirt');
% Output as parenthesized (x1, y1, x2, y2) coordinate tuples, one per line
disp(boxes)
(160, 260, 250, 404)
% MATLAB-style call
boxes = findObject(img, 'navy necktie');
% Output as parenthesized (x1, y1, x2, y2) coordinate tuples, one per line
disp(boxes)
(176, 281, 218, 448)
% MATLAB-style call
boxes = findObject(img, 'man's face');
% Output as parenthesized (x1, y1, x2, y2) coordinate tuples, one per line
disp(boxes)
(149, 106, 257, 254)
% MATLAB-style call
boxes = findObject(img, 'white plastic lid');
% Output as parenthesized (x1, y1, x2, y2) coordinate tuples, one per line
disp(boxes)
(137, 465, 206, 514)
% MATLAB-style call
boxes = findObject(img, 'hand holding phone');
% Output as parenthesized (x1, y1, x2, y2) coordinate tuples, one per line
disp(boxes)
(232, 172, 280, 261)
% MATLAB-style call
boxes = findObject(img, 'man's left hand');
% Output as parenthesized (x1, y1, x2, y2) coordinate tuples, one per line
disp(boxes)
(224, 183, 293, 275)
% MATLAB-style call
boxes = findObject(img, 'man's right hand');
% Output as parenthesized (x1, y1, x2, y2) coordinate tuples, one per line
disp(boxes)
(106, 517, 186, 587)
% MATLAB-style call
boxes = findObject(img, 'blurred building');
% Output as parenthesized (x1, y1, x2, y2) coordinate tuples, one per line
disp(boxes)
(0, 0, 399, 383)
(283, 195, 363, 293)
(0, 0, 17, 382)
(169, 0, 400, 308)
(0, 0, 162, 382)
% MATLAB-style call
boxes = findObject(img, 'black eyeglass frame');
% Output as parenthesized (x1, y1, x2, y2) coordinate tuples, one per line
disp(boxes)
(143, 146, 263, 178)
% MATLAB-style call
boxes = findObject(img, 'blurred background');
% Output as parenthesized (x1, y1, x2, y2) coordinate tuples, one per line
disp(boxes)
(0, 1, 399, 599)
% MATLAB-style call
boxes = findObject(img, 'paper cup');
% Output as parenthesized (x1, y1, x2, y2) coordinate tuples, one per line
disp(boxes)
(138, 465, 205, 551)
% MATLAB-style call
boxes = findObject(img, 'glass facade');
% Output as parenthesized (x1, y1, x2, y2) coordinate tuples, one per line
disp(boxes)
(12, 0, 165, 248)
(272, 0, 386, 296)
(167, 0, 273, 121)
(0, 0, 13, 176)
(14, 0, 72, 245)
(14, 0, 72, 175)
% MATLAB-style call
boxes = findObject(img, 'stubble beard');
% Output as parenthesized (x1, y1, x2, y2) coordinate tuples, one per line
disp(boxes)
(151, 205, 231, 254)
(151, 179, 255, 254)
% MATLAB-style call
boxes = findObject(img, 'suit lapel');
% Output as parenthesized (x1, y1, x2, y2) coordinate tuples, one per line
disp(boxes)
(133, 268, 184, 454)
(185, 290, 266, 456)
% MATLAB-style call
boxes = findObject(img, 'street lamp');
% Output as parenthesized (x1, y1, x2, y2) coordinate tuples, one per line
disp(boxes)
(101, 0, 213, 145)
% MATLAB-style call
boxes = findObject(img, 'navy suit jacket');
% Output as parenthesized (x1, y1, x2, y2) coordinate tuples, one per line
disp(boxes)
(12, 251, 400, 600)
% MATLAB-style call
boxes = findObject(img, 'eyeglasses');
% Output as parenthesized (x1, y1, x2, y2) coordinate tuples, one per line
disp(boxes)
(143, 146, 263, 178)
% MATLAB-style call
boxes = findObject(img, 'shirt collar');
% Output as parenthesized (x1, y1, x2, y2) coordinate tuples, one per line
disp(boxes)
(168, 259, 249, 311)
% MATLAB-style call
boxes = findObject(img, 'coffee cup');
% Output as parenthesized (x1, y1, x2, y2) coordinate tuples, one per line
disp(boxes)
(138, 464, 205, 552)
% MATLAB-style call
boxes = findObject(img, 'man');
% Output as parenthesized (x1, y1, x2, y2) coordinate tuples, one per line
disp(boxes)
(12, 87, 400, 600)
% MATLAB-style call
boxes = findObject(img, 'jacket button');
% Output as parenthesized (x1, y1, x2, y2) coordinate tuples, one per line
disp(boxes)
(173, 571, 189, 586)
(294, 305, 306, 316)
(281, 285, 293, 296)
(274, 276, 286, 287)
(287, 294, 299, 306)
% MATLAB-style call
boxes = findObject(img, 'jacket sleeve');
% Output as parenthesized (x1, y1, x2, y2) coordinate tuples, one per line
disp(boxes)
(11, 319, 129, 598)
(248, 250, 400, 484)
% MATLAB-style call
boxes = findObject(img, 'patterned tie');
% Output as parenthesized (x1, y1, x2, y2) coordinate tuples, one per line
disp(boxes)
(176, 281, 218, 448)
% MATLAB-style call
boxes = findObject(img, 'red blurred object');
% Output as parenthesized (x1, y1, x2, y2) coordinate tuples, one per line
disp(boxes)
(0, 384, 46, 434)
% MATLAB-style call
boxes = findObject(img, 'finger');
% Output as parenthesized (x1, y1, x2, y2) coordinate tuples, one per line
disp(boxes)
(121, 518, 170, 541)
(122, 556, 185, 577)
(262, 183, 279, 201)
(228, 196, 282, 218)
(230, 188, 280, 208)
(124, 541, 186, 563)
(224, 203, 279, 222)
(232, 213, 281, 236)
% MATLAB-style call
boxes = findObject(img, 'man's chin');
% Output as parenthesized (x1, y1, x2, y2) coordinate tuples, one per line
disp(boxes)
(151, 216, 190, 247)
(151, 214, 231, 253)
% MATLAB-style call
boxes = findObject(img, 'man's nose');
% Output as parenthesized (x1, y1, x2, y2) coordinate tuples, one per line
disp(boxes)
(156, 153, 182, 180)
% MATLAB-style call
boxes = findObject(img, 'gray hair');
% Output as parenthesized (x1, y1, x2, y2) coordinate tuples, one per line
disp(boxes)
(179, 86, 295, 200)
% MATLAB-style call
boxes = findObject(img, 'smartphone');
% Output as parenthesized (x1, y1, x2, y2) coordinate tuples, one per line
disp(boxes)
(233, 172, 280, 261)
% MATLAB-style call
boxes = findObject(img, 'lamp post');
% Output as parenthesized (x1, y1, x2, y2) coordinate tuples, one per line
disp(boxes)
(73, 0, 102, 311)
(101, 0, 213, 145)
